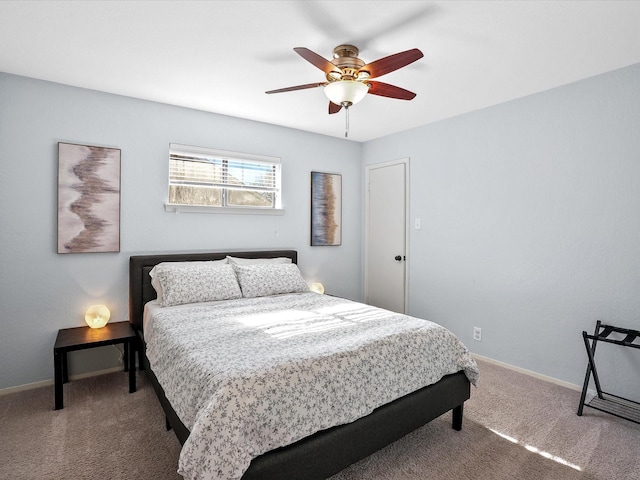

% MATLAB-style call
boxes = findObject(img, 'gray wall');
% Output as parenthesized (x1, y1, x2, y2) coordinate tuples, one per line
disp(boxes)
(363, 63, 640, 399)
(0, 73, 362, 390)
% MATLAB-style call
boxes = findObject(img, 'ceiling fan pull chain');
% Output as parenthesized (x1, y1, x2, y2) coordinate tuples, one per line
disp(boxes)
(345, 105, 349, 138)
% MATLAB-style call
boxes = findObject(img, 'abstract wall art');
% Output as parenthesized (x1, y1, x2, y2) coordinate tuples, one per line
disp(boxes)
(310, 171, 342, 246)
(57, 142, 121, 253)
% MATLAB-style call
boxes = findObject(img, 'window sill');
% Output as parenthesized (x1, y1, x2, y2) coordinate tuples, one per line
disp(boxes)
(164, 204, 285, 215)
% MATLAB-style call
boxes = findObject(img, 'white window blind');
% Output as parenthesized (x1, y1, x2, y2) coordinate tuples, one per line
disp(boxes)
(168, 143, 281, 211)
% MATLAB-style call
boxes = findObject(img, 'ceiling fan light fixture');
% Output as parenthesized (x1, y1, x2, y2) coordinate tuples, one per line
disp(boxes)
(324, 80, 369, 107)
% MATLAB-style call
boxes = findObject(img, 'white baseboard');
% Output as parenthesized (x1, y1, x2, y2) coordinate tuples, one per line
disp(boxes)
(473, 353, 582, 392)
(0, 366, 125, 397)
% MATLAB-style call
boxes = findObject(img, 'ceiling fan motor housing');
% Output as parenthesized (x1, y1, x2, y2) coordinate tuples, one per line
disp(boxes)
(329, 44, 366, 81)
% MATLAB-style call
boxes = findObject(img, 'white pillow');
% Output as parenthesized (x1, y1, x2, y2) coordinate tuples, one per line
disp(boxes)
(234, 263, 309, 299)
(153, 262, 241, 307)
(149, 259, 227, 303)
(226, 256, 292, 265)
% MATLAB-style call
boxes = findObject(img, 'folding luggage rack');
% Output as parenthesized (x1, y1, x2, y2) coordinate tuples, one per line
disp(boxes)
(577, 321, 640, 424)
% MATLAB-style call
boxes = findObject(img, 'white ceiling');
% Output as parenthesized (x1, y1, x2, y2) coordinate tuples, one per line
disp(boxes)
(1, 1, 640, 142)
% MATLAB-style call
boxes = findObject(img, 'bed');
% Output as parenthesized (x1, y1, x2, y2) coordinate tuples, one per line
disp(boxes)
(129, 250, 478, 480)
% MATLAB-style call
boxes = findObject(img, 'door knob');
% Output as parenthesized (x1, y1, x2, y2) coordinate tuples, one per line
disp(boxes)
(394, 255, 402, 261)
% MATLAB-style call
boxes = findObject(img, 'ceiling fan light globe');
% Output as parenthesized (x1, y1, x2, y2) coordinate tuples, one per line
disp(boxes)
(324, 81, 369, 106)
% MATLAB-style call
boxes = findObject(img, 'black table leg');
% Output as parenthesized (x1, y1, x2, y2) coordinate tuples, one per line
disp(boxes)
(128, 339, 136, 393)
(54, 349, 64, 410)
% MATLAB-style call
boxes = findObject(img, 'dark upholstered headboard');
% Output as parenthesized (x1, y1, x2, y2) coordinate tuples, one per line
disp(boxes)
(129, 250, 298, 335)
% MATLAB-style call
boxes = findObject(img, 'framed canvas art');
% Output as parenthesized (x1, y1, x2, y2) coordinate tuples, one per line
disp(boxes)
(310, 171, 342, 246)
(57, 142, 121, 253)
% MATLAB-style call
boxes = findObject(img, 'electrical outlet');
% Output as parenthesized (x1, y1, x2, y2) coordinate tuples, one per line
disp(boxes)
(473, 327, 482, 342)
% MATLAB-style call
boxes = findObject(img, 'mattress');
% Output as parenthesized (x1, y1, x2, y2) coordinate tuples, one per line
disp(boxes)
(144, 292, 479, 480)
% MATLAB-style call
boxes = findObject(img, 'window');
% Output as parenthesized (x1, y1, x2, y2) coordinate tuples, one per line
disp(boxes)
(167, 143, 282, 213)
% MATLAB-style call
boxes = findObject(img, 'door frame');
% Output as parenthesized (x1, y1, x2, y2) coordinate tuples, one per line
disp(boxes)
(364, 157, 410, 313)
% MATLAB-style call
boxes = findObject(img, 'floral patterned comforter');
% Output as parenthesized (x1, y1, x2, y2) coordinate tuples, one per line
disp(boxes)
(145, 292, 479, 480)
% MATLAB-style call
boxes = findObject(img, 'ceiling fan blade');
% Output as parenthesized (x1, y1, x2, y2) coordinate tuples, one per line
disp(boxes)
(359, 48, 424, 78)
(367, 81, 417, 100)
(266, 82, 326, 94)
(294, 47, 342, 76)
(328, 102, 342, 114)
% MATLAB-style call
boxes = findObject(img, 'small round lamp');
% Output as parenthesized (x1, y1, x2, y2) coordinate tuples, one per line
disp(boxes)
(85, 305, 110, 329)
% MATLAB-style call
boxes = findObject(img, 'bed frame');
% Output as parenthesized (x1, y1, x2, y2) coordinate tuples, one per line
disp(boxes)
(129, 250, 470, 480)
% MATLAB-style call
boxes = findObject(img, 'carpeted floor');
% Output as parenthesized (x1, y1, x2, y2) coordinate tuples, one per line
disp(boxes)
(330, 359, 640, 480)
(0, 358, 638, 479)
(0, 369, 182, 480)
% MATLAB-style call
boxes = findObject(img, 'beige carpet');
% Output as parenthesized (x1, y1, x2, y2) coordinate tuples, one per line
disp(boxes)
(331, 359, 640, 480)
(1, 359, 638, 479)
(0, 371, 182, 480)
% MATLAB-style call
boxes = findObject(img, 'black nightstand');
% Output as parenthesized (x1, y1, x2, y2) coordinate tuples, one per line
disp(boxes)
(53, 321, 137, 410)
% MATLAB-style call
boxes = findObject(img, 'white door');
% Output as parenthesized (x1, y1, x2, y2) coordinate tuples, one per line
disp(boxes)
(365, 159, 408, 313)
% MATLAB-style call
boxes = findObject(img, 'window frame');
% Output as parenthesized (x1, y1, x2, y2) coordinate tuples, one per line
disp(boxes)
(165, 143, 283, 215)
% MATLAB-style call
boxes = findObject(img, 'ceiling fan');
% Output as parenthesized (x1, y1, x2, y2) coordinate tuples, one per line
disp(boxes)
(266, 44, 424, 136)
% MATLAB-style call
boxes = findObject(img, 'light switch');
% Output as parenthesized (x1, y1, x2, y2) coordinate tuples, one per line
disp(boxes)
(415, 218, 421, 230)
